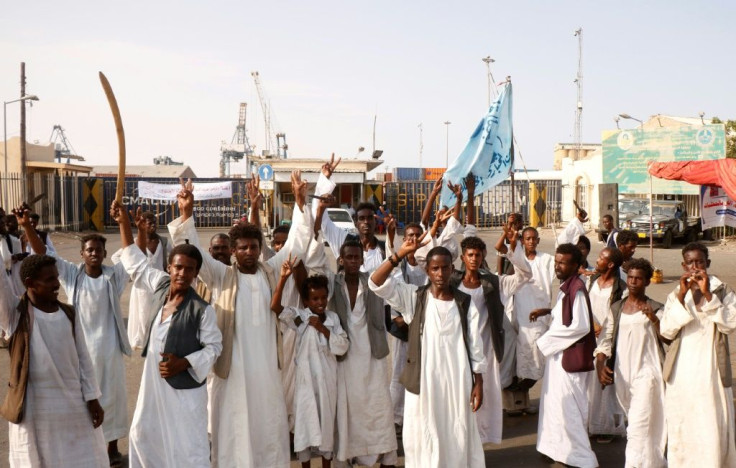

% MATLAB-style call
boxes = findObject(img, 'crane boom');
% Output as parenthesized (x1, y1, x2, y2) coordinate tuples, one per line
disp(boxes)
(251, 71, 274, 155)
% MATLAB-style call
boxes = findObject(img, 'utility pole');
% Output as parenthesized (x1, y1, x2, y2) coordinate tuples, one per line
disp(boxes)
(444, 121, 451, 168)
(482, 56, 495, 108)
(418, 123, 423, 168)
(574, 28, 583, 161)
(20, 62, 27, 200)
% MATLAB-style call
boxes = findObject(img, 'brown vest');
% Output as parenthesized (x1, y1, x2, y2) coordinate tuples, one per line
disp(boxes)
(0, 296, 75, 423)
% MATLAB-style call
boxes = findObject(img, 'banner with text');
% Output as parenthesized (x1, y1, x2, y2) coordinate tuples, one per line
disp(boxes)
(137, 181, 233, 201)
(440, 82, 513, 208)
(602, 124, 725, 195)
(700, 184, 736, 229)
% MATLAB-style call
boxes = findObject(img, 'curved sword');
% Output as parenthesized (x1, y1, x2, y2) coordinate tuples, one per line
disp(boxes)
(99, 72, 126, 203)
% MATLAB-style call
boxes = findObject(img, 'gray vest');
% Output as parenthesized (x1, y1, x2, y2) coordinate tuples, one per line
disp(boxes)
(329, 271, 389, 362)
(450, 269, 505, 363)
(401, 285, 472, 395)
(142, 277, 209, 390)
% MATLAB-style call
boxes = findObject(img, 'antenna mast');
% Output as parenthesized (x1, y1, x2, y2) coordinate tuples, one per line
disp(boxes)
(574, 28, 583, 160)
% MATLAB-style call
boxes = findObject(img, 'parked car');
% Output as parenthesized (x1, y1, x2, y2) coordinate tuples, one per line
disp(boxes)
(326, 208, 358, 235)
(596, 198, 648, 242)
(623, 200, 700, 248)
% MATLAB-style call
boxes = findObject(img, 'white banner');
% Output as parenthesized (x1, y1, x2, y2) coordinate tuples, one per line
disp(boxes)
(700, 185, 736, 229)
(137, 181, 233, 201)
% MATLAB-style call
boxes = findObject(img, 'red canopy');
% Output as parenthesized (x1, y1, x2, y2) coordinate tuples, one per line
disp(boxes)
(647, 159, 736, 200)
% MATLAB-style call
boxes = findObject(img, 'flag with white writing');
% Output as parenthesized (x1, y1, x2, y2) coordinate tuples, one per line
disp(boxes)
(439, 82, 513, 208)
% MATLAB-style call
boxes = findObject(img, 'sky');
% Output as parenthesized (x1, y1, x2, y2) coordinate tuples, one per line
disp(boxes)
(1, 1, 735, 178)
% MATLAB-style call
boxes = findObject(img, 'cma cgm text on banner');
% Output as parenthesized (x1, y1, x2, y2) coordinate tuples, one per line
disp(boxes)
(137, 181, 233, 201)
(700, 185, 736, 229)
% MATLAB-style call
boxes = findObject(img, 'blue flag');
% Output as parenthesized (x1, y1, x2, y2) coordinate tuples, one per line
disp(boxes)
(439, 82, 513, 208)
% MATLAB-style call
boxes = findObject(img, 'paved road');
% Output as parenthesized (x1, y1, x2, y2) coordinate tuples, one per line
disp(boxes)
(1, 226, 735, 467)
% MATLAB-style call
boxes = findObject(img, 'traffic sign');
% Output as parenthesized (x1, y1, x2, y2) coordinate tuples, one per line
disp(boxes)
(258, 164, 273, 181)
(259, 180, 274, 191)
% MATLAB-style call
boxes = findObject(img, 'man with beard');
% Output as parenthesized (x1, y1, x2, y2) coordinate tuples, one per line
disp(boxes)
(168, 171, 312, 468)
(531, 243, 598, 468)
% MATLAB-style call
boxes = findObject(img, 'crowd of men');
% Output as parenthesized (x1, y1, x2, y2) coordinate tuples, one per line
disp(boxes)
(0, 156, 734, 468)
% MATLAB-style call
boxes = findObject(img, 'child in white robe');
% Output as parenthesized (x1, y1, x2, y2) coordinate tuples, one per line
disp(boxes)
(273, 265, 349, 467)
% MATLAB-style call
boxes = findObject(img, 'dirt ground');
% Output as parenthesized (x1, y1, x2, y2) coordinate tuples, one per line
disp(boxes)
(1, 224, 735, 467)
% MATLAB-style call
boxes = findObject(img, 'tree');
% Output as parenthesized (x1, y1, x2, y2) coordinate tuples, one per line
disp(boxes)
(711, 117, 736, 159)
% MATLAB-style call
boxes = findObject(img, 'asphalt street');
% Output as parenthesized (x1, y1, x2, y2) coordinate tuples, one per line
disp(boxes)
(1, 225, 735, 467)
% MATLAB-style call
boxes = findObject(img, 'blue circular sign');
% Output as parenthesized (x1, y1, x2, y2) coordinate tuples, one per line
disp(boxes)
(258, 164, 273, 181)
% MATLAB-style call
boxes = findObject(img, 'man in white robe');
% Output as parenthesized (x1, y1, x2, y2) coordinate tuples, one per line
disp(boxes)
(660, 242, 736, 467)
(112, 201, 223, 468)
(168, 173, 312, 468)
(21, 210, 132, 463)
(0, 252, 108, 467)
(595, 258, 667, 468)
(112, 210, 171, 350)
(586, 247, 627, 442)
(314, 157, 386, 273)
(532, 243, 598, 468)
(370, 241, 487, 468)
(453, 234, 532, 444)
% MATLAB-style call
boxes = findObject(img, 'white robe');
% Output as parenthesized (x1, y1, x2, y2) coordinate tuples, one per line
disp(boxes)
(1, 234, 24, 298)
(75, 274, 129, 442)
(280, 307, 349, 461)
(536, 287, 598, 468)
(120, 245, 223, 468)
(314, 173, 385, 273)
(168, 204, 311, 468)
(389, 261, 427, 426)
(334, 281, 397, 466)
(112, 240, 169, 349)
(0, 271, 108, 468)
(512, 252, 554, 381)
(597, 309, 666, 468)
(587, 281, 626, 437)
(660, 276, 736, 468)
(370, 277, 487, 468)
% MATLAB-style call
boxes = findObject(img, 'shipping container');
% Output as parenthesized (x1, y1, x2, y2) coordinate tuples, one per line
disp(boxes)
(423, 168, 446, 181)
(393, 167, 423, 181)
(384, 173, 393, 182)
(383, 178, 562, 228)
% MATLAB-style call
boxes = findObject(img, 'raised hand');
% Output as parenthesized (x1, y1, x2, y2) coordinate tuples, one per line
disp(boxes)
(291, 170, 307, 209)
(431, 177, 443, 195)
(247, 173, 262, 205)
(321, 153, 342, 178)
(397, 231, 430, 258)
(177, 177, 195, 219)
(280, 253, 297, 279)
(131, 207, 148, 231)
(13, 203, 32, 228)
(385, 213, 397, 245)
(465, 173, 476, 196)
(451, 183, 463, 201)
(109, 200, 128, 225)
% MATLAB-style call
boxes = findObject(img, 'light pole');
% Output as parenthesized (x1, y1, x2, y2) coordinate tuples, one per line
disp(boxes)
(444, 121, 451, 168)
(482, 56, 495, 108)
(3, 94, 39, 208)
(620, 112, 653, 263)
(618, 113, 643, 127)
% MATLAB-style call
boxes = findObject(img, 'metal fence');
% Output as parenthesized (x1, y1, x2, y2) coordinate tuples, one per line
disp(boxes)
(0, 172, 85, 231)
(383, 179, 562, 229)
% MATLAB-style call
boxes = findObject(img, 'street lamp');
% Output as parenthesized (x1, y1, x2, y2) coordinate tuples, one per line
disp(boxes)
(444, 121, 452, 168)
(618, 113, 643, 127)
(4, 94, 39, 208)
(482, 56, 495, 108)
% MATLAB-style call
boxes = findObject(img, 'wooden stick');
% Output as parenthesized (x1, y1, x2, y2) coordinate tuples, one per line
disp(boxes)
(99, 72, 126, 203)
